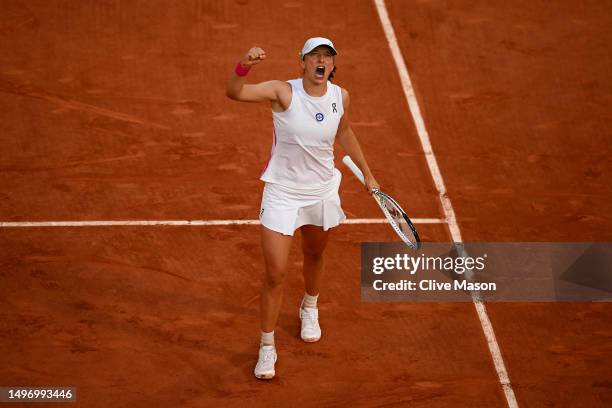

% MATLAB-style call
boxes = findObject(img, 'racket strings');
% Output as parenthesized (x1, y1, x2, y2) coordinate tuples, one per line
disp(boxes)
(377, 193, 420, 249)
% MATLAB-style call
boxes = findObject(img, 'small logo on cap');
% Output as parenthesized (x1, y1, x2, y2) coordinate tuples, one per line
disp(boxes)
(315, 113, 324, 122)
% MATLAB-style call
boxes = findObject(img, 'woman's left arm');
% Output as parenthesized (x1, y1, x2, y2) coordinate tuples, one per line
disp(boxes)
(335, 88, 380, 193)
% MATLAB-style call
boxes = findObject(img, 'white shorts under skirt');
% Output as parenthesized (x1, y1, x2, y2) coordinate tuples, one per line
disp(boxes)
(259, 168, 346, 236)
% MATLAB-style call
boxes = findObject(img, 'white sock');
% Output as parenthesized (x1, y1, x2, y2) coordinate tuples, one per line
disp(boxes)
(302, 292, 319, 309)
(261, 330, 275, 346)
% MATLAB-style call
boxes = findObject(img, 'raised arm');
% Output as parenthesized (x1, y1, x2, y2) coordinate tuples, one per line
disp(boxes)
(225, 47, 287, 105)
(336, 88, 380, 193)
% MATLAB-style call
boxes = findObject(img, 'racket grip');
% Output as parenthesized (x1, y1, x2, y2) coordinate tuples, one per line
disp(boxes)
(342, 155, 365, 185)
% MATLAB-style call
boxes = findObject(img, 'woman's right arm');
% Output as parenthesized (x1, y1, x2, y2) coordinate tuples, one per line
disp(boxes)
(226, 47, 285, 103)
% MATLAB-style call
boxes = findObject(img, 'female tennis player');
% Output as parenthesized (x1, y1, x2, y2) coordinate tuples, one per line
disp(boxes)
(226, 37, 379, 380)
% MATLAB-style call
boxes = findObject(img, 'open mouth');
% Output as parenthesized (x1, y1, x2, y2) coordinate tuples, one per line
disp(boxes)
(315, 66, 325, 79)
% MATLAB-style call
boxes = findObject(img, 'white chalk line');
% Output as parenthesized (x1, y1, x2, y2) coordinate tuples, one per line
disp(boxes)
(373, 1, 518, 407)
(0, 218, 445, 228)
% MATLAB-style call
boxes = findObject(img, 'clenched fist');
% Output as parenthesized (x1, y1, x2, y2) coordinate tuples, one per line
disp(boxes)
(240, 47, 266, 67)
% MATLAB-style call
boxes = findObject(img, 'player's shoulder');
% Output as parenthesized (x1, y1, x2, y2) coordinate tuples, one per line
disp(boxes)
(339, 86, 350, 106)
(328, 81, 347, 94)
(266, 79, 292, 89)
(263, 80, 291, 97)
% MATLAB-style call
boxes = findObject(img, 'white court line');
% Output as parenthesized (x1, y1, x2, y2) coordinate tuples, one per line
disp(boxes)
(373, 1, 518, 407)
(0, 218, 445, 228)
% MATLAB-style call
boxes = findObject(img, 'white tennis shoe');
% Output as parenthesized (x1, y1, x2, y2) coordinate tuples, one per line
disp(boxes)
(299, 305, 321, 342)
(254, 345, 277, 380)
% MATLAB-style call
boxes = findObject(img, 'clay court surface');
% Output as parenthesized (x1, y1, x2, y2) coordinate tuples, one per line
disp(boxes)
(1, 1, 611, 407)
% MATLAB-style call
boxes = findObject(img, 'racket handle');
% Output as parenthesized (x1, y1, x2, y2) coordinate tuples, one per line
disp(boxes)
(342, 155, 365, 185)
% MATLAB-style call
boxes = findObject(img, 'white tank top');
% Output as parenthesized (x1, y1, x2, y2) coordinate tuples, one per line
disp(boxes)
(260, 78, 344, 188)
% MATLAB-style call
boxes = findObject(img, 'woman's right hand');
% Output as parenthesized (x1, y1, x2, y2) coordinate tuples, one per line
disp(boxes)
(240, 47, 266, 67)
(364, 174, 380, 194)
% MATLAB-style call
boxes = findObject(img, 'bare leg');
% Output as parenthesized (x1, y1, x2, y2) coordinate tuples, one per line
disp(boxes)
(260, 225, 293, 333)
(300, 225, 331, 297)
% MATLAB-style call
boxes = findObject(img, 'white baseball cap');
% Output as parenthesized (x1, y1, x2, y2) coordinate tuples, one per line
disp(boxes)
(300, 37, 338, 59)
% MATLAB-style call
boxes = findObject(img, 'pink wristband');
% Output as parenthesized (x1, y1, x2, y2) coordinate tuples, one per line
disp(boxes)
(235, 62, 251, 77)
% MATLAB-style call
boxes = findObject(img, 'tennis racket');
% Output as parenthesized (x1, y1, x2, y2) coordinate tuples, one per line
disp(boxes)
(342, 155, 421, 250)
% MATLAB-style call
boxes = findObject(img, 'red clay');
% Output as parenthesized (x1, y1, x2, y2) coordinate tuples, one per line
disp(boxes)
(387, 0, 612, 406)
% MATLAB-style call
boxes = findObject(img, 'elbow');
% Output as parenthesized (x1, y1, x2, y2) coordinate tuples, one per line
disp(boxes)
(225, 82, 240, 100)
(337, 128, 350, 143)
(225, 88, 237, 100)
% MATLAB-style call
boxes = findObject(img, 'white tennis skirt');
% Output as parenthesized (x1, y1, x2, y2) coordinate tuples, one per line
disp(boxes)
(259, 168, 346, 236)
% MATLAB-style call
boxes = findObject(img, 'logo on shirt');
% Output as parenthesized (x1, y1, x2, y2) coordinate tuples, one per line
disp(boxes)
(332, 103, 337, 113)
(315, 112, 324, 122)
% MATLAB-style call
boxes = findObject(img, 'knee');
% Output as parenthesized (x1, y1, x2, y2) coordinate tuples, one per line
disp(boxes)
(303, 246, 325, 260)
(264, 266, 286, 288)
